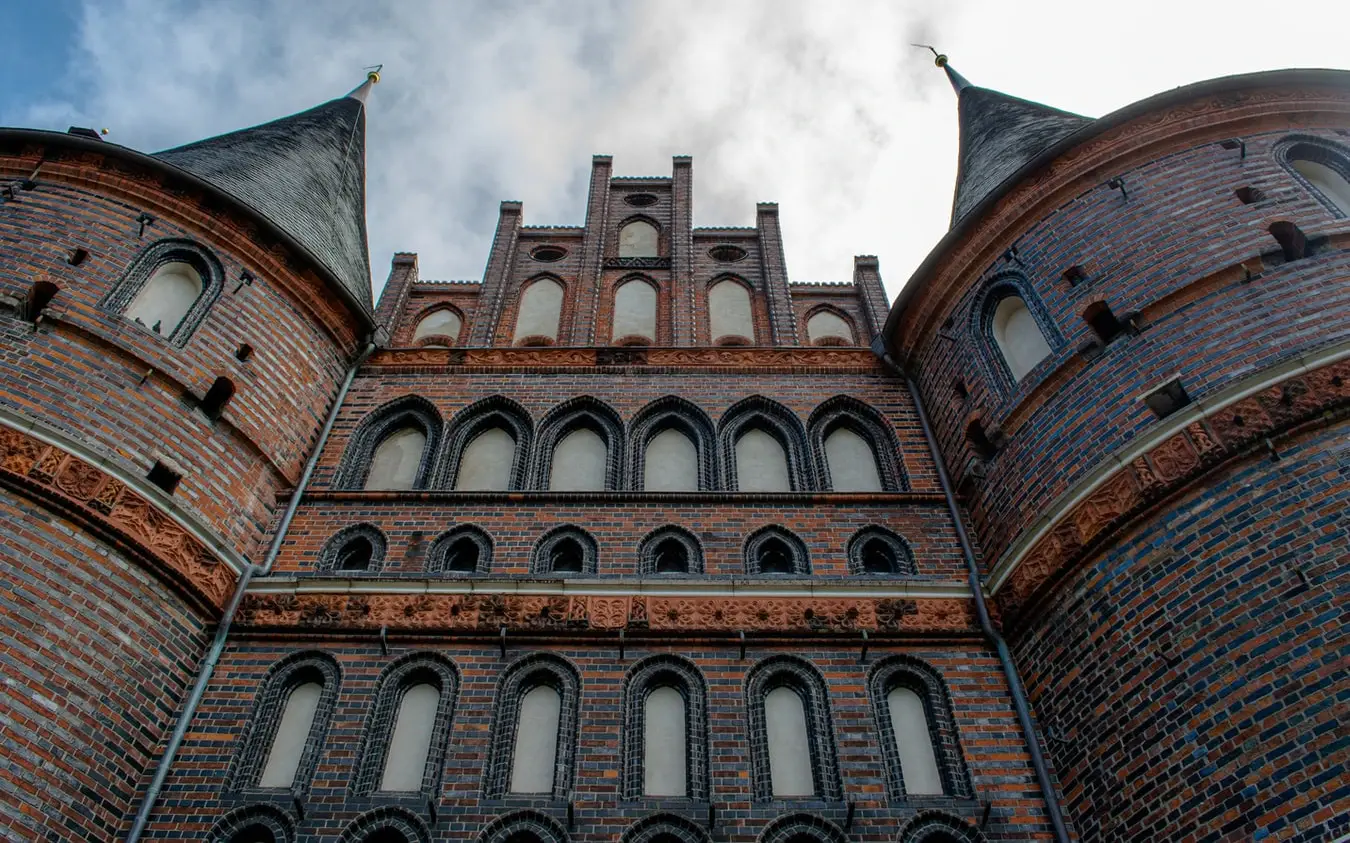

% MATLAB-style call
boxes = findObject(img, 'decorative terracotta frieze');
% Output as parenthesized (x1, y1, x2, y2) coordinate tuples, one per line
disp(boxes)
(368, 345, 882, 372)
(996, 357, 1350, 624)
(0, 427, 236, 610)
(234, 592, 977, 635)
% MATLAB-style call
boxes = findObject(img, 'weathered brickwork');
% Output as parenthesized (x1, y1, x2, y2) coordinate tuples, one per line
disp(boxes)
(0, 490, 207, 841)
(144, 639, 1053, 841)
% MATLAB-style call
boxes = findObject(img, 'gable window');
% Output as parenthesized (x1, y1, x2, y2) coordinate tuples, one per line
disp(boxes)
(619, 220, 659, 258)
(991, 294, 1052, 382)
(513, 277, 564, 345)
(806, 309, 855, 346)
(103, 239, 223, 346)
(745, 656, 842, 801)
(484, 656, 581, 799)
(354, 655, 458, 796)
(613, 277, 658, 343)
(229, 652, 340, 794)
(708, 278, 755, 344)
(411, 308, 462, 346)
(869, 656, 974, 799)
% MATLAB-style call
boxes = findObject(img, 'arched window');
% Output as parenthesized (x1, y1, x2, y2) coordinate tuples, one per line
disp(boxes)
(735, 428, 791, 492)
(207, 805, 294, 843)
(990, 294, 1052, 382)
(869, 656, 974, 799)
(823, 427, 881, 491)
(758, 814, 849, 843)
(103, 239, 223, 345)
(334, 396, 442, 491)
(806, 309, 855, 346)
(428, 526, 492, 575)
(897, 812, 988, 843)
(534, 397, 623, 490)
(318, 524, 387, 574)
(708, 278, 755, 344)
(337, 808, 432, 843)
(477, 811, 570, 843)
(1283, 141, 1350, 215)
(620, 814, 713, 843)
(550, 428, 607, 491)
(847, 527, 916, 576)
(627, 396, 716, 491)
(637, 526, 703, 576)
(411, 308, 462, 346)
(354, 655, 458, 796)
(532, 526, 599, 576)
(456, 428, 516, 490)
(367, 427, 427, 491)
(484, 655, 581, 799)
(622, 656, 708, 800)
(613, 278, 658, 343)
(619, 220, 659, 258)
(744, 526, 810, 576)
(439, 396, 533, 492)
(513, 277, 565, 345)
(229, 652, 340, 793)
(745, 656, 841, 801)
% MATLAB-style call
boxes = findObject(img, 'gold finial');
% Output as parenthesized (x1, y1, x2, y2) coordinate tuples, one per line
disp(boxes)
(364, 64, 383, 85)
(911, 44, 947, 67)
(100, 128, 110, 136)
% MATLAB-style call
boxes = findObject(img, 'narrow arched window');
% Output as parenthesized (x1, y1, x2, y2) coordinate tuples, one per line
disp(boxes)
(644, 427, 698, 491)
(862, 538, 896, 574)
(613, 279, 658, 343)
(455, 427, 515, 491)
(532, 526, 598, 575)
(745, 527, 809, 576)
(736, 428, 790, 492)
(365, 427, 427, 491)
(125, 261, 203, 337)
(823, 427, 882, 492)
(807, 310, 855, 345)
(411, 309, 462, 345)
(379, 684, 441, 792)
(764, 686, 814, 797)
(709, 279, 755, 344)
(1291, 154, 1350, 214)
(549, 428, 607, 491)
(257, 682, 322, 788)
(653, 539, 689, 574)
(619, 220, 659, 258)
(638, 526, 703, 577)
(757, 537, 794, 574)
(887, 686, 943, 795)
(337, 536, 374, 571)
(443, 537, 479, 572)
(510, 685, 562, 793)
(513, 278, 564, 344)
(550, 537, 584, 573)
(643, 686, 687, 796)
(990, 294, 1052, 382)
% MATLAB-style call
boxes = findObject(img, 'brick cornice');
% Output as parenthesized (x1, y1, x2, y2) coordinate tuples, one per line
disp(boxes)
(990, 350, 1350, 626)
(366, 345, 886, 373)
(0, 423, 240, 612)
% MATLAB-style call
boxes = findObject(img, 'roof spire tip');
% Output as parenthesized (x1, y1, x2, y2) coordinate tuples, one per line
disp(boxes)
(347, 64, 382, 104)
(912, 45, 970, 94)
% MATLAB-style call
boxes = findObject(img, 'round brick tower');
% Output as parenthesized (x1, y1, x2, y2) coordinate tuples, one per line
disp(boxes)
(0, 80, 375, 839)
(881, 65, 1350, 840)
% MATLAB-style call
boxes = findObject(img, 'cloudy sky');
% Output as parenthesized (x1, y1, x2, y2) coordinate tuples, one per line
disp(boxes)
(3, 0, 1348, 302)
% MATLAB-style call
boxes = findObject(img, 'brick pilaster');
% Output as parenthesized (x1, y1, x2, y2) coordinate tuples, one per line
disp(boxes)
(372, 252, 418, 346)
(755, 203, 798, 345)
(852, 255, 889, 342)
(671, 156, 694, 346)
(574, 155, 613, 346)
(468, 201, 522, 347)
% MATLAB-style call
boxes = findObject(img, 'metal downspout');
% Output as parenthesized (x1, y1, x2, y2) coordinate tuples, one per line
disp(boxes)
(878, 349, 1073, 843)
(125, 341, 376, 842)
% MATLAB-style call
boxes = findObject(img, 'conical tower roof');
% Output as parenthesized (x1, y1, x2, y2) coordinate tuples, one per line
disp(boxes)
(944, 61, 1091, 225)
(154, 81, 374, 309)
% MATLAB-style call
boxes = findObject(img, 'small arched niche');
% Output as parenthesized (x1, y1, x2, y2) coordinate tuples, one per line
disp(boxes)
(513, 278, 564, 345)
(411, 308, 462, 346)
(806, 309, 855, 346)
(990, 294, 1052, 382)
(619, 220, 659, 258)
(613, 278, 658, 343)
(125, 261, 203, 337)
(708, 278, 755, 344)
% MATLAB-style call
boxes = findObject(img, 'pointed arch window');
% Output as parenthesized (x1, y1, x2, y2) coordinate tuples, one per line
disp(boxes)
(411, 308, 462, 346)
(847, 527, 916, 576)
(534, 397, 623, 491)
(1280, 139, 1350, 216)
(823, 427, 882, 491)
(638, 526, 704, 576)
(745, 656, 842, 801)
(428, 526, 492, 575)
(806, 309, 855, 346)
(735, 428, 791, 492)
(720, 396, 811, 491)
(745, 526, 810, 576)
(456, 428, 516, 490)
(318, 524, 387, 574)
(229, 652, 340, 794)
(532, 525, 599, 576)
(991, 295, 1051, 381)
(808, 396, 908, 492)
(366, 427, 427, 490)
(708, 278, 755, 344)
(484, 656, 581, 799)
(513, 277, 565, 345)
(550, 428, 607, 490)
(619, 220, 660, 258)
(440, 396, 533, 492)
(334, 397, 441, 490)
(354, 655, 458, 796)
(628, 396, 716, 492)
(869, 656, 974, 799)
(645, 428, 698, 491)
(613, 277, 658, 343)
(623, 656, 709, 800)
(103, 239, 224, 345)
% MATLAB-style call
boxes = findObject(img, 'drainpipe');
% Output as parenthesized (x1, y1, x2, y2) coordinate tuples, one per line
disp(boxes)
(874, 346, 1073, 843)
(125, 340, 376, 842)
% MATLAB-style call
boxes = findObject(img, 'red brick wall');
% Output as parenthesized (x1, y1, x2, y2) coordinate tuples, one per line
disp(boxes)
(0, 490, 207, 841)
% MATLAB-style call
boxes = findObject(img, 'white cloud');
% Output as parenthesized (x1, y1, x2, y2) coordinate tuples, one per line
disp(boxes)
(17, 0, 1350, 303)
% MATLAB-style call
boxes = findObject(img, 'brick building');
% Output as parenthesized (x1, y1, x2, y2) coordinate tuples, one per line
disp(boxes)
(0, 60, 1344, 843)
